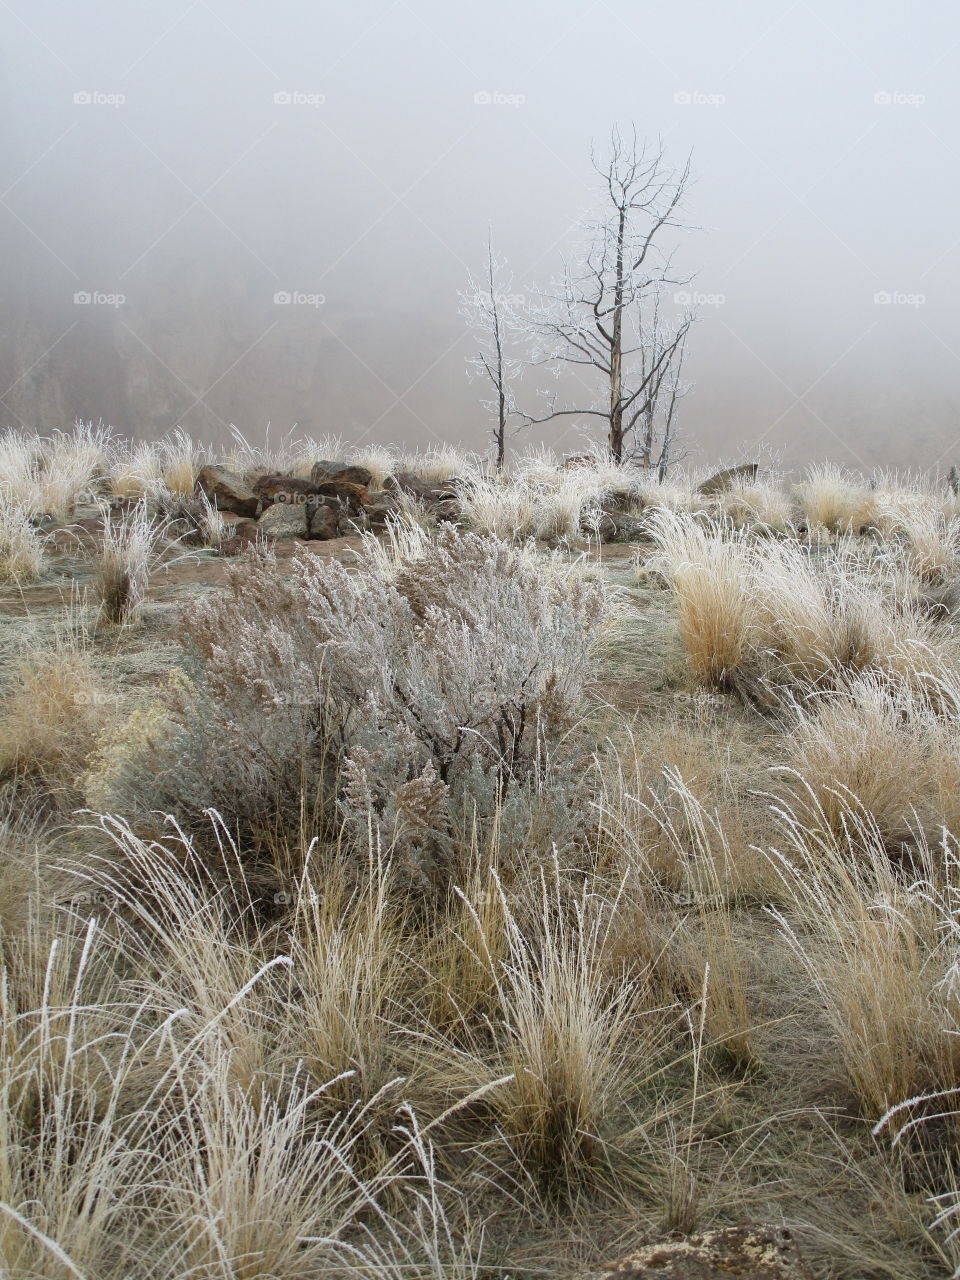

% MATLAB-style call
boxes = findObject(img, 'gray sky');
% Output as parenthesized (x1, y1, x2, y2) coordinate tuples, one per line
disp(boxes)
(2, 0, 960, 469)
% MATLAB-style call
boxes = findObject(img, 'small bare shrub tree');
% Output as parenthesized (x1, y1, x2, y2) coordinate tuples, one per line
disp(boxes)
(459, 235, 523, 472)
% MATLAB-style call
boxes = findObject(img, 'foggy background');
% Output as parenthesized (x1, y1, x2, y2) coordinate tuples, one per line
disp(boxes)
(2, 0, 959, 471)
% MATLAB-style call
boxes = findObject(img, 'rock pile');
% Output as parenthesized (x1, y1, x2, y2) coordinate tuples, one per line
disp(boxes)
(195, 460, 462, 553)
(592, 1224, 812, 1280)
(194, 457, 719, 552)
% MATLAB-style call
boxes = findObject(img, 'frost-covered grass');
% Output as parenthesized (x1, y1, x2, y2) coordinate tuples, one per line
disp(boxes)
(4, 454, 960, 1276)
(0, 499, 46, 583)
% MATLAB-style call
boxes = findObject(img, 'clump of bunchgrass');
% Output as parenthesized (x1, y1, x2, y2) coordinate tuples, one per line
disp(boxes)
(95, 499, 173, 624)
(0, 500, 45, 584)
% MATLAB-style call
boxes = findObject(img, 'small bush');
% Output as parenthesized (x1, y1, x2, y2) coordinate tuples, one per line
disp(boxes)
(94, 529, 606, 892)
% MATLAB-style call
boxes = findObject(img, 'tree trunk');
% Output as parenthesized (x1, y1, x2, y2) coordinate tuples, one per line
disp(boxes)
(496, 383, 506, 471)
(609, 350, 624, 461)
(608, 208, 626, 462)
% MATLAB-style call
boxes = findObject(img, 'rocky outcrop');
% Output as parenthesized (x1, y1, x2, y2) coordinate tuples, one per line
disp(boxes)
(194, 465, 259, 517)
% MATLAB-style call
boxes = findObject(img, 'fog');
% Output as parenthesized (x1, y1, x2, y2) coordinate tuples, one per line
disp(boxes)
(2, 0, 959, 469)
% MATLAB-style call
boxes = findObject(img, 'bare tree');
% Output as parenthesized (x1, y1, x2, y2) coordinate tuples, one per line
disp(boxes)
(523, 128, 695, 463)
(459, 234, 522, 471)
(633, 292, 693, 477)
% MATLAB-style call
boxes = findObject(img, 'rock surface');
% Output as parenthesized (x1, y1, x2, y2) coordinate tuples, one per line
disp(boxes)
(595, 1224, 811, 1280)
(257, 501, 308, 539)
(593, 511, 653, 543)
(194, 465, 259, 517)
(310, 460, 373, 488)
(697, 464, 760, 495)
(307, 503, 339, 540)
(312, 479, 369, 513)
(252, 474, 323, 507)
(385, 471, 457, 503)
(217, 534, 256, 556)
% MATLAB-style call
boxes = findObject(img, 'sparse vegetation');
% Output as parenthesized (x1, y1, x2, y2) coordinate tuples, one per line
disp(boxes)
(4, 428, 960, 1276)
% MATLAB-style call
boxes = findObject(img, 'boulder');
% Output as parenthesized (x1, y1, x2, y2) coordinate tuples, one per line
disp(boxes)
(312, 480, 369, 514)
(384, 471, 457, 503)
(307, 503, 339, 541)
(195, 465, 259, 517)
(217, 534, 256, 557)
(593, 511, 653, 544)
(252, 474, 322, 508)
(600, 486, 635, 512)
(697, 464, 760, 496)
(595, 1224, 811, 1280)
(310, 460, 373, 488)
(231, 518, 260, 542)
(257, 501, 308, 539)
(365, 501, 396, 528)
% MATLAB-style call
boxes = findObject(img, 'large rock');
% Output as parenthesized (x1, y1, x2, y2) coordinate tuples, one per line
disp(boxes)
(595, 1224, 811, 1280)
(257, 501, 308, 539)
(307, 503, 339, 540)
(383, 472, 461, 521)
(697, 464, 759, 496)
(365, 493, 400, 528)
(312, 480, 369, 514)
(195, 465, 258, 517)
(252, 474, 322, 507)
(310, 460, 373, 488)
(384, 471, 458, 503)
(217, 533, 257, 557)
(593, 511, 653, 543)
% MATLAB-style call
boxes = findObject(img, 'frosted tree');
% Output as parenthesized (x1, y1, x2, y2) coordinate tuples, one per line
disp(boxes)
(634, 291, 693, 477)
(523, 128, 695, 464)
(459, 234, 523, 471)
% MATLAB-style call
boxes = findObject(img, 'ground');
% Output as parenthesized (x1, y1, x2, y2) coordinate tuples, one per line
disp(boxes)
(1, 504, 955, 1280)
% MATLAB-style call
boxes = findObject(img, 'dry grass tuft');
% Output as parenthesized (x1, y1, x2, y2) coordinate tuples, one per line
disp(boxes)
(95, 500, 172, 624)
(768, 801, 960, 1123)
(0, 631, 114, 799)
(780, 675, 960, 847)
(796, 463, 877, 533)
(0, 500, 46, 584)
(648, 509, 753, 688)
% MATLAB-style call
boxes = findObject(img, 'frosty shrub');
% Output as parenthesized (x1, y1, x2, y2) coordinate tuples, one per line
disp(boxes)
(100, 529, 606, 892)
